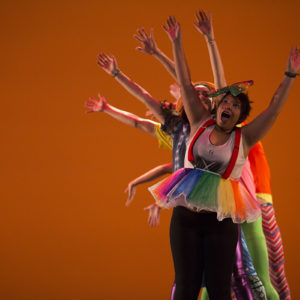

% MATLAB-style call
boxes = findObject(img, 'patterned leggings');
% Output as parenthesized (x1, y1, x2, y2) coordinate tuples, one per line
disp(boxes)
(261, 205, 290, 299)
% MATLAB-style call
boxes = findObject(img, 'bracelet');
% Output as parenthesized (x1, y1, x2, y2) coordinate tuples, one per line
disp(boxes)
(285, 71, 300, 78)
(112, 69, 120, 77)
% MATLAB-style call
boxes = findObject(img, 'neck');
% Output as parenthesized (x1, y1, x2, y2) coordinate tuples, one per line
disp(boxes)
(215, 124, 233, 135)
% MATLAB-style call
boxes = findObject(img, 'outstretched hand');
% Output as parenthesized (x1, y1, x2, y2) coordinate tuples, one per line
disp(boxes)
(97, 53, 118, 75)
(287, 46, 300, 73)
(124, 181, 136, 206)
(194, 10, 213, 40)
(144, 203, 161, 227)
(163, 16, 180, 41)
(169, 82, 181, 101)
(134, 28, 157, 55)
(85, 93, 107, 113)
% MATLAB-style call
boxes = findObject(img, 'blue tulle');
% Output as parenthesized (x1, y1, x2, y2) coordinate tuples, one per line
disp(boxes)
(158, 168, 190, 196)
(172, 169, 204, 198)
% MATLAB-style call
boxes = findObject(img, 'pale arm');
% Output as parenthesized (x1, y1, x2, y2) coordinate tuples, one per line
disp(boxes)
(134, 28, 177, 80)
(194, 10, 227, 89)
(125, 163, 173, 206)
(242, 47, 300, 155)
(85, 94, 158, 136)
(97, 53, 165, 123)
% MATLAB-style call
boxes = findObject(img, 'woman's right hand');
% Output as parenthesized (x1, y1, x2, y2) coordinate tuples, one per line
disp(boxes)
(85, 93, 107, 113)
(134, 28, 157, 55)
(97, 53, 118, 75)
(193, 10, 214, 41)
(124, 181, 137, 206)
(144, 203, 161, 227)
(169, 82, 181, 101)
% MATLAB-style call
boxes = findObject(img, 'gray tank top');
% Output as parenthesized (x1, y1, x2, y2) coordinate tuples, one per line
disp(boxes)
(184, 123, 246, 180)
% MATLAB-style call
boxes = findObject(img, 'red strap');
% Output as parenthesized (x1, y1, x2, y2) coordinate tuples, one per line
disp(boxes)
(222, 127, 241, 179)
(188, 119, 216, 162)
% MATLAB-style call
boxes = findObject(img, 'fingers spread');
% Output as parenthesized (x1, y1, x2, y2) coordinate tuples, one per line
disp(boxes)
(134, 34, 143, 43)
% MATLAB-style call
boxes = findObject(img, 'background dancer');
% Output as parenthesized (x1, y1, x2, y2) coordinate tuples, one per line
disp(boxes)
(134, 21, 286, 300)
(152, 15, 300, 299)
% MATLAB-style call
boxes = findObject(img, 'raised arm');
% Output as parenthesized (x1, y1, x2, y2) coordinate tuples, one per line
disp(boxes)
(163, 16, 210, 131)
(134, 28, 177, 80)
(124, 163, 172, 206)
(85, 93, 158, 136)
(97, 53, 165, 123)
(242, 47, 300, 154)
(194, 10, 227, 89)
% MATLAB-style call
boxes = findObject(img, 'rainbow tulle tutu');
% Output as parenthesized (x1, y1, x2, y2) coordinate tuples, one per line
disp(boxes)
(148, 168, 261, 223)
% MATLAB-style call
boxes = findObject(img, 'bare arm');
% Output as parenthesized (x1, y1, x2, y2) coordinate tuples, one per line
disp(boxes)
(242, 47, 300, 155)
(164, 16, 210, 132)
(97, 53, 165, 123)
(194, 10, 227, 89)
(85, 94, 158, 136)
(134, 28, 177, 80)
(125, 163, 173, 206)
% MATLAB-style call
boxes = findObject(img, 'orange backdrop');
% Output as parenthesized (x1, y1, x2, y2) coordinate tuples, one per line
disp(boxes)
(1, 0, 300, 299)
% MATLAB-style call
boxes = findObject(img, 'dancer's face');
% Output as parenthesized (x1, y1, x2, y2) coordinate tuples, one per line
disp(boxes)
(216, 95, 241, 131)
(195, 85, 213, 112)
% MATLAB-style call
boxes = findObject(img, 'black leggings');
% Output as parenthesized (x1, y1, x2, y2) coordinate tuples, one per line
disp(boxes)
(170, 206, 238, 300)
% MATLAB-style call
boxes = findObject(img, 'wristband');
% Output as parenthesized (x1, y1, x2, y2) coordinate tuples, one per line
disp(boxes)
(112, 69, 120, 78)
(285, 71, 300, 78)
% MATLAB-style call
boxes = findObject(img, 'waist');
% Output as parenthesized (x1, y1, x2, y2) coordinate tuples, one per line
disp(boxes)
(184, 206, 216, 214)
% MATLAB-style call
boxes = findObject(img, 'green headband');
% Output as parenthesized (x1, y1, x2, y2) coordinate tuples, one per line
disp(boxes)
(208, 80, 254, 98)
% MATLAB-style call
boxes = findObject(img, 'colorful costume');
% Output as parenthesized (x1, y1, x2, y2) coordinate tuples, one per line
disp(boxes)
(150, 119, 261, 223)
(154, 116, 266, 299)
(151, 118, 261, 299)
(248, 142, 290, 299)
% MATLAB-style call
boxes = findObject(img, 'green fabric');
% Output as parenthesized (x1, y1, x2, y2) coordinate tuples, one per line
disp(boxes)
(201, 218, 279, 300)
(188, 172, 219, 207)
(201, 288, 209, 300)
(242, 218, 279, 300)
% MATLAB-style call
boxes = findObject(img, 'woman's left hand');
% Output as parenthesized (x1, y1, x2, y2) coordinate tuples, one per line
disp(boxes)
(163, 16, 180, 41)
(287, 46, 300, 73)
(85, 93, 107, 113)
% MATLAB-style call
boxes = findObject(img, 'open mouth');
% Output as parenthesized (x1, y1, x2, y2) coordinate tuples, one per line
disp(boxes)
(221, 111, 230, 121)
